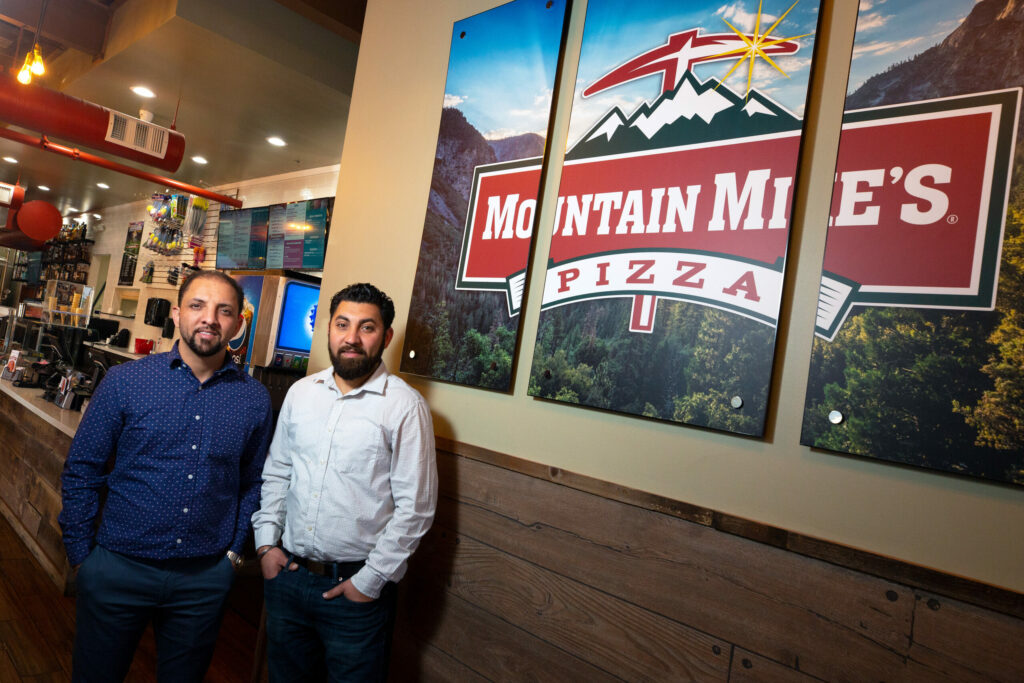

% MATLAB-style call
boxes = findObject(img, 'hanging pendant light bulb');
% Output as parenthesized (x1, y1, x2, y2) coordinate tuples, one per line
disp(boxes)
(30, 45, 44, 76)
(17, 52, 32, 85)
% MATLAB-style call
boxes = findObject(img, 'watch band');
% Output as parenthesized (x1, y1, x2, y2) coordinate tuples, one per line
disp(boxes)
(226, 550, 243, 568)
(257, 545, 276, 559)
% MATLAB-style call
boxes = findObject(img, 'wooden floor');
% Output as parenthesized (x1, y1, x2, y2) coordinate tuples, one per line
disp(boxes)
(0, 513, 260, 682)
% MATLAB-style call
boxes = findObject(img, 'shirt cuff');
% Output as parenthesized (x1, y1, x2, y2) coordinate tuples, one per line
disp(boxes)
(252, 526, 281, 551)
(65, 540, 94, 567)
(350, 566, 387, 600)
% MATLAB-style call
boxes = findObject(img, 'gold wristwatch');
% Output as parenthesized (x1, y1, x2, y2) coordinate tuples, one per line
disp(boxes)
(226, 550, 243, 569)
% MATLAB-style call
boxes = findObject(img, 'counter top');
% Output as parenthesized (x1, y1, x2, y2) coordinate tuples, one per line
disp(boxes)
(0, 379, 82, 438)
(83, 341, 145, 361)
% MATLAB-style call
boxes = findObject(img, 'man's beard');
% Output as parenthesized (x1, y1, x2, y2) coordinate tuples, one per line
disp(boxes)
(183, 326, 226, 358)
(330, 342, 384, 380)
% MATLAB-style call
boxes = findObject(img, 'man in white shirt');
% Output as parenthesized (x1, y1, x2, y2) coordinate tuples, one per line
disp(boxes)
(252, 283, 437, 681)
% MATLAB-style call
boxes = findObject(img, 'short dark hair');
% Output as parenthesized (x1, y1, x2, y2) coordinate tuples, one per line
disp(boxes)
(329, 283, 395, 329)
(178, 269, 244, 314)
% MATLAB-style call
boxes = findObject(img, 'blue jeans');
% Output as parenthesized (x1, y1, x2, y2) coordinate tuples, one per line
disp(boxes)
(72, 544, 236, 682)
(264, 565, 397, 682)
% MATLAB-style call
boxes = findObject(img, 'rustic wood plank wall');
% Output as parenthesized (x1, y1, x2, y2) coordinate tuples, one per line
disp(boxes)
(0, 392, 72, 589)
(391, 446, 1024, 682)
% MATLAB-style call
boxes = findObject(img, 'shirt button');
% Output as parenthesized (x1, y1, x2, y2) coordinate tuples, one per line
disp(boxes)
(195, 415, 201, 420)
(176, 538, 182, 544)
(187, 474, 194, 480)
(183, 507, 189, 513)
(306, 526, 312, 531)
(192, 445, 197, 450)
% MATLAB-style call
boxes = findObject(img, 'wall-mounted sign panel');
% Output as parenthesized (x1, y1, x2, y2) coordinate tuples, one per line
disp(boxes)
(801, 0, 1024, 486)
(400, 0, 570, 390)
(527, 0, 822, 436)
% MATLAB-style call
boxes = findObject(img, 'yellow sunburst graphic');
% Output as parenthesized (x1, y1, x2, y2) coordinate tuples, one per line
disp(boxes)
(712, 0, 813, 97)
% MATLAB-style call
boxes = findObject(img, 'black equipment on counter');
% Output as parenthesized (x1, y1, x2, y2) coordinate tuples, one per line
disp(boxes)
(110, 328, 131, 348)
(144, 298, 171, 327)
(87, 317, 120, 341)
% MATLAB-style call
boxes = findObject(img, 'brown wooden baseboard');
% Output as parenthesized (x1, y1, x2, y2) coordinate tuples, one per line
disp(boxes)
(435, 435, 1024, 621)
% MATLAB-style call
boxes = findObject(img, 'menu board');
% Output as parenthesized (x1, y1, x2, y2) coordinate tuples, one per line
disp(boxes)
(266, 198, 331, 270)
(216, 207, 269, 269)
(217, 198, 331, 271)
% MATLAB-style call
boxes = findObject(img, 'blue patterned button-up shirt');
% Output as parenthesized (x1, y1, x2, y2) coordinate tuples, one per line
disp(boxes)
(59, 342, 273, 566)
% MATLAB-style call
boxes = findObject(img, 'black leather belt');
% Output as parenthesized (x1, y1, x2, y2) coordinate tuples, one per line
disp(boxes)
(285, 551, 364, 581)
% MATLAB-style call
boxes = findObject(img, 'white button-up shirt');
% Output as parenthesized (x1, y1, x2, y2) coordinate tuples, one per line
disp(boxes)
(252, 363, 437, 598)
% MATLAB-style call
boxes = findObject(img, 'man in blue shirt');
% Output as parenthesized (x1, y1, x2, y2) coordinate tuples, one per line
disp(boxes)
(60, 270, 273, 682)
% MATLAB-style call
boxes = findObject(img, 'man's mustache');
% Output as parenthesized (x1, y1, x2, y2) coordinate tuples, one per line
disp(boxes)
(338, 344, 366, 356)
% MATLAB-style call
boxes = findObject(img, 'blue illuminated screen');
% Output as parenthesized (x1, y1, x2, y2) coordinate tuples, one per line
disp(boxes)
(275, 281, 320, 354)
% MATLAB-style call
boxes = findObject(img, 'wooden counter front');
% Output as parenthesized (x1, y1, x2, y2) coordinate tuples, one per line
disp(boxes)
(0, 381, 81, 591)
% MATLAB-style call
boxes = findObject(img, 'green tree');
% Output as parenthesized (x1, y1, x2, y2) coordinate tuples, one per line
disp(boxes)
(427, 300, 455, 378)
(809, 308, 996, 470)
(957, 188, 1024, 453)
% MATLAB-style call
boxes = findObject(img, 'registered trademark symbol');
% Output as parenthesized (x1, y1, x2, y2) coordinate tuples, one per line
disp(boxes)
(947, 214, 958, 224)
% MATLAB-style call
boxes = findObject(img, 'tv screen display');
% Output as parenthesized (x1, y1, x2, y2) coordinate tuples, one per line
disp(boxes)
(266, 198, 332, 270)
(216, 207, 270, 270)
(275, 281, 320, 354)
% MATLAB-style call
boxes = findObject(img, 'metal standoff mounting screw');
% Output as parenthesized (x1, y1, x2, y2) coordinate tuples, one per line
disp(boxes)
(730, 396, 743, 409)
(828, 410, 844, 424)
(408, 350, 416, 359)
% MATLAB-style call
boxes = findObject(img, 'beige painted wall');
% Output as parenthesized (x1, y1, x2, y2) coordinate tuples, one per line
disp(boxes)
(316, 0, 1024, 592)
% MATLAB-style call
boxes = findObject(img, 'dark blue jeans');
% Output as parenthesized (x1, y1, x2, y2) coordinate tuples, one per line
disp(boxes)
(264, 565, 397, 682)
(72, 544, 236, 682)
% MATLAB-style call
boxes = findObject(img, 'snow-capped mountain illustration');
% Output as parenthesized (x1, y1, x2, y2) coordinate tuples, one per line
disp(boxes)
(567, 71, 802, 160)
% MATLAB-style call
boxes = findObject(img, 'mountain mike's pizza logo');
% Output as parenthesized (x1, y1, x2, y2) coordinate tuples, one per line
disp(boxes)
(814, 89, 1020, 339)
(456, 11, 1020, 337)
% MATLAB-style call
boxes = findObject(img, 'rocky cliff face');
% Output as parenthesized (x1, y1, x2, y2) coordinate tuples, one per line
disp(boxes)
(433, 107, 498, 201)
(847, 0, 1024, 131)
(489, 133, 544, 162)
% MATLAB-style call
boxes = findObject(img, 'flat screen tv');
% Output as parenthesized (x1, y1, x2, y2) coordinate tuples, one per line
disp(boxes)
(274, 280, 320, 354)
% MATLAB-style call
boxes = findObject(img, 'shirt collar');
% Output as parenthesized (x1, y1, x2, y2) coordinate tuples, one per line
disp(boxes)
(167, 340, 244, 379)
(314, 361, 389, 397)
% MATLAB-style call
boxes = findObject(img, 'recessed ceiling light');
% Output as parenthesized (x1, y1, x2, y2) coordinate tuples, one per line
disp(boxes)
(2, 156, 16, 163)
(38, 185, 49, 191)
(266, 136, 286, 147)
(97, 182, 110, 189)
(92, 213, 102, 219)
(131, 86, 155, 98)
(192, 155, 208, 164)
(67, 207, 78, 213)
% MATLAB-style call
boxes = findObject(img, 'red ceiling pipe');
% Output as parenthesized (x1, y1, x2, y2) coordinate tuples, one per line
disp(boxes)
(0, 71, 185, 172)
(0, 126, 243, 208)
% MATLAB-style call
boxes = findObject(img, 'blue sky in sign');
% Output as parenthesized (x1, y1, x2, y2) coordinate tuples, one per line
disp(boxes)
(441, 0, 978, 143)
(442, 0, 566, 141)
(846, 0, 977, 94)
